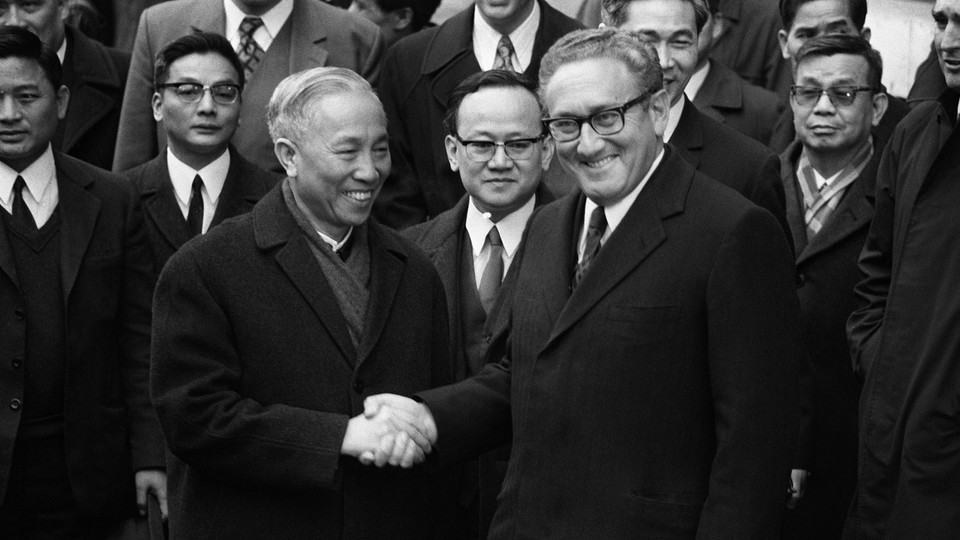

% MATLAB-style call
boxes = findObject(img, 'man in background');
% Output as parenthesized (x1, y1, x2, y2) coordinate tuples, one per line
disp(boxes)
(349, 0, 440, 46)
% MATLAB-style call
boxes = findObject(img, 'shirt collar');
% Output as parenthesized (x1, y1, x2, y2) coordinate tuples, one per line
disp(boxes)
(583, 147, 664, 239)
(663, 96, 685, 142)
(166, 148, 230, 207)
(0, 145, 57, 206)
(684, 61, 710, 102)
(465, 194, 536, 258)
(56, 36, 67, 65)
(224, 0, 294, 41)
(472, 0, 541, 72)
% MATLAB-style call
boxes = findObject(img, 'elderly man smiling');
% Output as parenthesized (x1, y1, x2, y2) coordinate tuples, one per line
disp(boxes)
(150, 66, 453, 540)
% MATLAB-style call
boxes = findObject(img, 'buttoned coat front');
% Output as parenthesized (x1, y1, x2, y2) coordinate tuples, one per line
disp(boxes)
(420, 148, 802, 539)
(151, 187, 453, 539)
(0, 152, 162, 520)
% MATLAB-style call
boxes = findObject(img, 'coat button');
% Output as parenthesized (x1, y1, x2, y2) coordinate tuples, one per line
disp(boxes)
(14, 309, 24, 320)
(353, 379, 364, 394)
(483, 334, 492, 344)
(796, 272, 807, 287)
(11, 359, 22, 369)
(10, 399, 21, 411)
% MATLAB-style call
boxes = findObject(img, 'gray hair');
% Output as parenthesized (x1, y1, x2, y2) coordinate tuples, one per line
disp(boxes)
(538, 28, 663, 114)
(266, 67, 384, 142)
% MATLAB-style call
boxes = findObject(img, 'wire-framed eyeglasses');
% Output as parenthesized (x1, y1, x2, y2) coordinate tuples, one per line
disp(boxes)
(452, 134, 545, 162)
(790, 85, 875, 108)
(542, 94, 649, 143)
(157, 82, 242, 105)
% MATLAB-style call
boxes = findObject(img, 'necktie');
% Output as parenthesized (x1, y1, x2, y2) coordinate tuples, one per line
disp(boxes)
(187, 175, 204, 237)
(478, 226, 505, 314)
(492, 35, 516, 71)
(12, 176, 37, 230)
(574, 206, 606, 289)
(237, 17, 265, 80)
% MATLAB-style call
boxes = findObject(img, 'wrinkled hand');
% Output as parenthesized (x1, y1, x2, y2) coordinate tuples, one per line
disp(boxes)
(134, 469, 168, 520)
(358, 394, 437, 468)
(786, 469, 810, 509)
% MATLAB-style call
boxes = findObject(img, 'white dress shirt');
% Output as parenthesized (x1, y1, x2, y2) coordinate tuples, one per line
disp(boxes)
(472, 0, 540, 72)
(224, 0, 294, 53)
(0, 145, 59, 228)
(465, 195, 536, 287)
(578, 148, 664, 263)
(684, 61, 711, 102)
(166, 148, 230, 234)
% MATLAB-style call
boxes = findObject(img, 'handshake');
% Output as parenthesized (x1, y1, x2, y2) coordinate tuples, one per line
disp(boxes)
(340, 394, 438, 468)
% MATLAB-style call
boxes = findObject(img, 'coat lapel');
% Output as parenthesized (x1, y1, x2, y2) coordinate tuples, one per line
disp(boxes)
(357, 224, 406, 366)
(425, 9, 479, 111)
(288, 0, 330, 73)
(140, 157, 193, 252)
(798, 165, 873, 264)
(0, 212, 17, 287)
(59, 28, 123, 153)
(544, 151, 687, 349)
(670, 98, 704, 169)
(56, 156, 100, 305)
(691, 61, 742, 125)
(255, 189, 357, 366)
(781, 142, 809, 255)
(210, 150, 263, 226)
(189, 0, 226, 33)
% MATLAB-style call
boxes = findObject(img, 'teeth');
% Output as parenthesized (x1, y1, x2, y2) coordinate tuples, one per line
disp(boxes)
(344, 191, 371, 201)
(584, 156, 616, 169)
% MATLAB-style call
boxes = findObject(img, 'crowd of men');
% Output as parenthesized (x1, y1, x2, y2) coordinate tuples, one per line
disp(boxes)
(0, 0, 958, 539)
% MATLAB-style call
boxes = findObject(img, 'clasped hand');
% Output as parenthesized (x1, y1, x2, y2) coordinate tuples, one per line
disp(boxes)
(340, 394, 437, 468)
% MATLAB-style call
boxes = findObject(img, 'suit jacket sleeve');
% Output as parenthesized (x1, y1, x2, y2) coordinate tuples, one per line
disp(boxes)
(374, 44, 429, 228)
(150, 248, 352, 492)
(119, 181, 166, 470)
(113, 9, 159, 172)
(697, 207, 801, 538)
(846, 129, 898, 382)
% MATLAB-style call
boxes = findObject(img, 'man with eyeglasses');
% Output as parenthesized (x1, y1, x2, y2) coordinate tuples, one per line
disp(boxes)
(125, 33, 280, 280)
(0, 26, 164, 537)
(846, 0, 960, 536)
(776, 33, 887, 540)
(402, 69, 554, 540)
(361, 28, 802, 538)
(767, 0, 909, 154)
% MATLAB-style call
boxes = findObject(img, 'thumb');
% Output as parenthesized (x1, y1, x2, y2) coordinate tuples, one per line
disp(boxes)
(363, 394, 388, 418)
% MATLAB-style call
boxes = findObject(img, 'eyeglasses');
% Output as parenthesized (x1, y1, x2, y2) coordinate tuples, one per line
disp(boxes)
(542, 94, 649, 143)
(453, 134, 545, 162)
(157, 82, 242, 105)
(790, 85, 874, 108)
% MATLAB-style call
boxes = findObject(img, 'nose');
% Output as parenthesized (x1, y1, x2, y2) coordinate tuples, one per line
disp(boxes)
(353, 150, 381, 183)
(576, 120, 605, 157)
(196, 87, 217, 113)
(486, 144, 513, 170)
(1, 6, 25, 26)
(943, 19, 960, 51)
(811, 90, 836, 114)
(0, 94, 23, 123)
(656, 41, 673, 69)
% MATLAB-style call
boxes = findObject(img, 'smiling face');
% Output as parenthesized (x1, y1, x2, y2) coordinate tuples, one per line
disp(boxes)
(616, 0, 698, 107)
(543, 57, 668, 207)
(152, 53, 242, 168)
(445, 86, 552, 222)
(0, 55, 68, 171)
(793, 53, 885, 161)
(934, 0, 960, 91)
(277, 91, 390, 240)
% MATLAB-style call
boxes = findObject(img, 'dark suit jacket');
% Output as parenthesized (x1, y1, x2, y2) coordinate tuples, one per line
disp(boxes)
(113, 0, 385, 173)
(779, 140, 875, 539)
(692, 60, 785, 145)
(125, 146, 281, 278)
(151, 187, 453, 539)
(0, 152, 162, 520)
(55, 25, 130, 171)
(374, 0, 582, 228)
(420, 147, 802, 539)
(672, 98, 792, 249)
(845, 92, 960, 539)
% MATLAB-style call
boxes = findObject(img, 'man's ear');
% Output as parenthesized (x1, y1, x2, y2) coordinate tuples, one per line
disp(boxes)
(56, 85, 70, 120)
(274, 138, 299, 177)
(152, 92, 164, 123)
(870, 92, 889, 128)
(539, 136, 555, 172)
(711, 12, 725, 43)
(444, 134, 460, 172)
(778, 29, 790, 60)
(860, 27, 871, 42)
(648, 89, 670, 137)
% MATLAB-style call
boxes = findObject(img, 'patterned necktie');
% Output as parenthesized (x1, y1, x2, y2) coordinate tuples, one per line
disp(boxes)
(237, 16, 265, 80)
(12, 176, 37, 230)
(574, 206, 606, 289)
(187, 175, 204, 237)
(478, 226, 505, 314)
(492, 35, 516, 71)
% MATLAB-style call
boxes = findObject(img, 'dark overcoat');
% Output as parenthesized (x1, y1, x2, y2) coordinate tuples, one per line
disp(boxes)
(692, 60, 785, 145)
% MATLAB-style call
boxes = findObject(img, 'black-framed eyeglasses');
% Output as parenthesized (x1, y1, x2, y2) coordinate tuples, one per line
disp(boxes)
(157, 82, 242, 104)
(453, 134, 545, 162)
(790, 85, 875, 108)
(542, 94, 649, 143)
